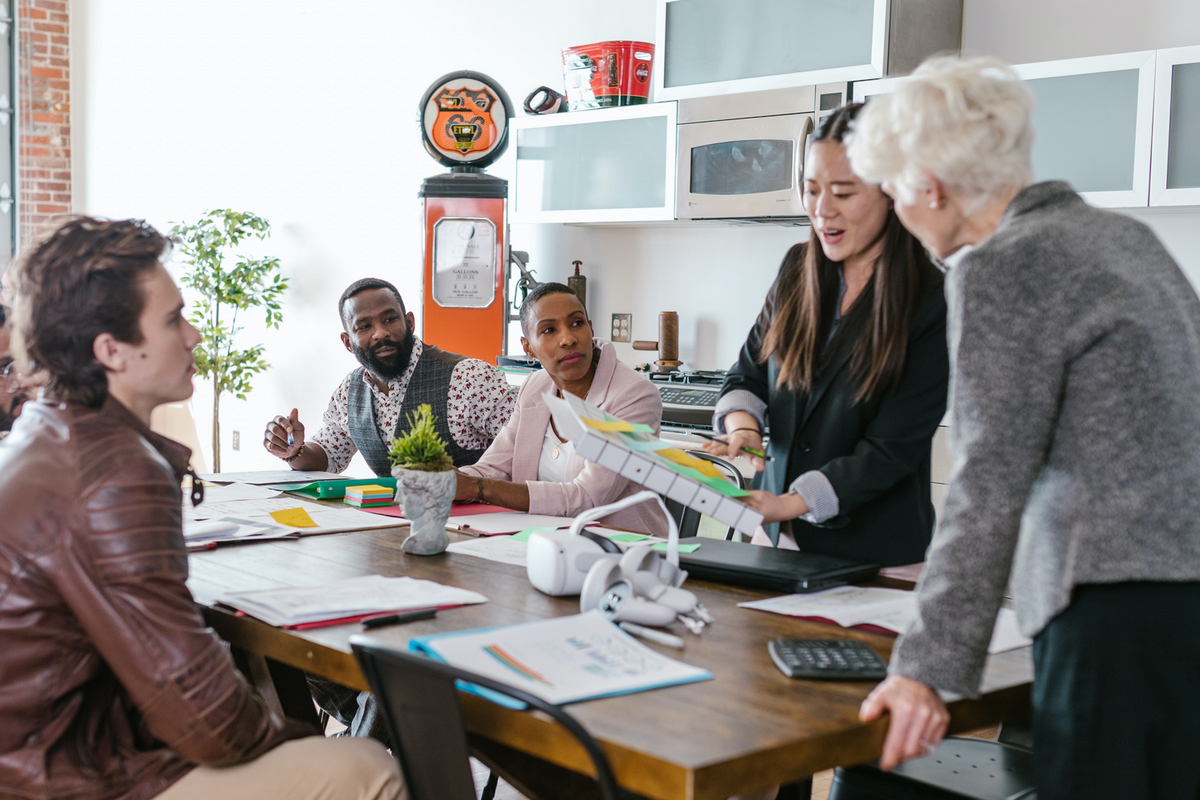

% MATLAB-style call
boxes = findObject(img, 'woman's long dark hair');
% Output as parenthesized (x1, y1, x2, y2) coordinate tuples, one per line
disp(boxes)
(759, 103, 939, 402)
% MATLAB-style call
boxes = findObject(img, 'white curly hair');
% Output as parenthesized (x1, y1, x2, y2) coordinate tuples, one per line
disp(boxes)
(846, 56, 1036, 210)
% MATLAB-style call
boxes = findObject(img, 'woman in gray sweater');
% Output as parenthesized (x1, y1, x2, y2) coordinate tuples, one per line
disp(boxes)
(846, 56, 1200, 798)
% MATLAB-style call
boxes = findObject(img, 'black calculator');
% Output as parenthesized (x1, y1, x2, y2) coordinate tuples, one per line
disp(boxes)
(768, 638, 889, 680)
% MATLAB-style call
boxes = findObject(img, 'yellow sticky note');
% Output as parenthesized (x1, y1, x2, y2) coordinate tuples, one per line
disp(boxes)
(583, 418, 635, 432)
(270, 507, 319, 528)
(656, 448, 723, 479)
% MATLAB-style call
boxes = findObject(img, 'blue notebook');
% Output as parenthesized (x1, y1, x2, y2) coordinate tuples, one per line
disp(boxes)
(409, 611, 712, 707)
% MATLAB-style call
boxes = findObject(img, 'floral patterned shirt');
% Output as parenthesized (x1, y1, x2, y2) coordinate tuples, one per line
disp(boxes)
(309, 339, 519, 474)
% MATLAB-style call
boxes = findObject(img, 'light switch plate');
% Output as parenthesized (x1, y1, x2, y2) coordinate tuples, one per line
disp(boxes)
(611, 313, 632, 343)
(231, 430, 240, 451)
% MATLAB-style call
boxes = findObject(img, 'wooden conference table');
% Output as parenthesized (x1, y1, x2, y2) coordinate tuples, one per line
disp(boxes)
(187, 522, 1032, 800)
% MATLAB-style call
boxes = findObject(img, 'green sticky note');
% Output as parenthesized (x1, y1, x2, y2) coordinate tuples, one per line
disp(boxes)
(511, 526, 558, 542)
(606, 532, 655, 543)
(628, 422, 654, 433)
(698, 474, 752, 498)
(652, 542, 701, 553)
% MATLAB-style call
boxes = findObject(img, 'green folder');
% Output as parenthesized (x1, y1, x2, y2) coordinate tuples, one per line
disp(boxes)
(264, 477, 397, 500)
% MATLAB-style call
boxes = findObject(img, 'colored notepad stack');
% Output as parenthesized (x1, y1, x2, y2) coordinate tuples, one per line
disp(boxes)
(343, 484, 395, 508)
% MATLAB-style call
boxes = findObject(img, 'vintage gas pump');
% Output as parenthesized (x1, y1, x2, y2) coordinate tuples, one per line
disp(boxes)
(417, 71, 515, 362)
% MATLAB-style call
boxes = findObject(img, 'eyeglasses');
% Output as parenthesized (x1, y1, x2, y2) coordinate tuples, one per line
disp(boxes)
(1, 359, 24, 394)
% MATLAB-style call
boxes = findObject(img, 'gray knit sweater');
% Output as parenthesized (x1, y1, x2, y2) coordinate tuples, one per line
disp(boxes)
(892, 182, 1200, 696)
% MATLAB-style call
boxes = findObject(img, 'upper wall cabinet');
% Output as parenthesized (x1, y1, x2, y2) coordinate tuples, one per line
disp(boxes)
(654, 0, 962, 102)
(855, 51, 1156, 208)
(1151, 45, 1200, 207)
(1012, 51, 1155, 208)
(511, 103, 678, 224)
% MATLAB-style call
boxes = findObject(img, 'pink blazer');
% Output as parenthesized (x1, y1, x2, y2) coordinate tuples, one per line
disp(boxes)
(460, 340, 667, 535)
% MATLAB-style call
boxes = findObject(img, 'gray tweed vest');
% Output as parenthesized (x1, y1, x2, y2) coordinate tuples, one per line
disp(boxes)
(347, 345, 487, 477)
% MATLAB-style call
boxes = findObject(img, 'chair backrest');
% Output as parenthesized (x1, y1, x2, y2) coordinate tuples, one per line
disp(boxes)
(350, 637, 621, 800)
(665, 452, 747, 540)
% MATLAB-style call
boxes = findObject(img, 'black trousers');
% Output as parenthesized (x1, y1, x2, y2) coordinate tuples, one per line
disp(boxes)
(307, 674, 392, 747)
(1032, 581, 1200, 800)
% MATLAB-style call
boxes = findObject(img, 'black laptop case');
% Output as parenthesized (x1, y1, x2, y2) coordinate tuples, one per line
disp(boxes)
(678, 538, 879, 593)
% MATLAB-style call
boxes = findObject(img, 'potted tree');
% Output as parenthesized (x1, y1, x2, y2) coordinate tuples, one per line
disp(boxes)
(170, 210, 288, 472)
(388, 404, 456, 555)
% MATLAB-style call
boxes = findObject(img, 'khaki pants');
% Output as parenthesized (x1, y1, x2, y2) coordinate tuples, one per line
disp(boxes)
(155, 736, 405, 800)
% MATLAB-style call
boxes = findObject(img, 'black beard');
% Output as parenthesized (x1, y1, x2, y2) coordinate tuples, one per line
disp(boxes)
(0, 391, 29, 433)
(351, 327, 416, 381)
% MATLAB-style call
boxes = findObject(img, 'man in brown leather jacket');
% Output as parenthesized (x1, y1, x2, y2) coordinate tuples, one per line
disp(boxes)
(0, 218, 404, 800)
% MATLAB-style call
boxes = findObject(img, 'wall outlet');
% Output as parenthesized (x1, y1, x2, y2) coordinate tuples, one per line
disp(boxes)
(611, 313, 632, 343)
(231, 430, 240, 451)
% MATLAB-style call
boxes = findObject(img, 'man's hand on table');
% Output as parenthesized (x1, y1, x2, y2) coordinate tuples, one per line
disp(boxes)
(859, 675, 950, 770)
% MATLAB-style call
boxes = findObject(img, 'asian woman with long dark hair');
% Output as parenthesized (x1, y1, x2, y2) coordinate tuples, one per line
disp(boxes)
(704, 103, 949, 567)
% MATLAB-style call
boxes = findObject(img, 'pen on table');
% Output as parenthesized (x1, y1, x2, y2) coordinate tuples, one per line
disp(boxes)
(618, 621, 685, 649)
(445, 523, 482, 537)
(691, 431, 773, 461)
(361, 608, 438, 629)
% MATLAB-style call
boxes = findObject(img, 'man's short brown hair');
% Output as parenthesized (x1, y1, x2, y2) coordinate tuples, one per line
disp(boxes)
(10, 217, 170, 407)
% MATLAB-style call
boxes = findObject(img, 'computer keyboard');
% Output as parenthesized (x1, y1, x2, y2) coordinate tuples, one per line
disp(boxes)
(768, 638, 889, 681)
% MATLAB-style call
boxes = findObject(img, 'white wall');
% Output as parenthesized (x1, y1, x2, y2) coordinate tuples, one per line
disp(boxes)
(71, 0, 1200, 472)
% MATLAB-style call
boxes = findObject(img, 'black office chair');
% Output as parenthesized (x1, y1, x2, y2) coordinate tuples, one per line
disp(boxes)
(350, 636, 621, 800)
(664, 451, 746, 540)
(827, 735, 1037, 800)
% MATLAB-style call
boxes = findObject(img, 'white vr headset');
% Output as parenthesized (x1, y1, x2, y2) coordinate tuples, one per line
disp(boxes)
(526, 491, 706, 629)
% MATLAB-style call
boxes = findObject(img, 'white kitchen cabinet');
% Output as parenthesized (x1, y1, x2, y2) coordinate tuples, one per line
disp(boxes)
(1013, 51, 1156, 208)
(1151, 45, 1200, 207)
(654, 0, 885, 101)
(854, 51, 1156, 208)
(510, 103, 677, 224)
(654, 0, 963, 102)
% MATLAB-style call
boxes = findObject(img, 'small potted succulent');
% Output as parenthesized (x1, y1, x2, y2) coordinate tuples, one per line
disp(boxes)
(388, 404, 456, 555)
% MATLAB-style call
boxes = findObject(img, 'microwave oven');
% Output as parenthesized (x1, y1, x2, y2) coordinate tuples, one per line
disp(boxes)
(676, 84, 847, 220)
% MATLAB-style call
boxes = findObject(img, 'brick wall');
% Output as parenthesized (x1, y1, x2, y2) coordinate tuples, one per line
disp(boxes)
(17, 0, 70, 245)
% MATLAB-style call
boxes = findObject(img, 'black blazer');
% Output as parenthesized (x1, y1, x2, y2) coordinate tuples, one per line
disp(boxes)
(722, 257, 949, 567)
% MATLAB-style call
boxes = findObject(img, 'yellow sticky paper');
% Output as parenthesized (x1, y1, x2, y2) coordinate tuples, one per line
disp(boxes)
(270, 507, 319, 528)
(657, 448, 723, 479)
(583, 418, 636, 432)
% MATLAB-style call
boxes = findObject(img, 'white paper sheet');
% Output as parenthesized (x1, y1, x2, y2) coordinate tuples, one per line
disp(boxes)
(216, 575, 487, 627)
(446, 537, 529, 567)
(200, 469, 349, 485)
(739, 587, 1032, 654)
(187, 497, 398, 536)
(196, 484, 285, 504)
(413, 610, 712, 705)
(446, 512, 576, 535)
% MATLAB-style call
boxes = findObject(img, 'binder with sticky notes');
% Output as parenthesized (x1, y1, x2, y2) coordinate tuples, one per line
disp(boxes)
(545, 391, 764, 537)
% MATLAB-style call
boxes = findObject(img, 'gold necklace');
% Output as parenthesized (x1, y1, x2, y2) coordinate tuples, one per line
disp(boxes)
(551, 388, 565, 458)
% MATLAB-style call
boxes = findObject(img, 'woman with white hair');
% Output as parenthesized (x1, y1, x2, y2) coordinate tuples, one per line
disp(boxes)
(845, 56, 1200, 798)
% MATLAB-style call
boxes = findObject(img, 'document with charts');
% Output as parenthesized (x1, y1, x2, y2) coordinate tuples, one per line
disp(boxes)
(544, 391, 764, 536)
(411, 610, 712, 705)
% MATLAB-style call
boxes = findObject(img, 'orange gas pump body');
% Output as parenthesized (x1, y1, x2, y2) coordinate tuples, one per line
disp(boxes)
(420, 193, 507, 363)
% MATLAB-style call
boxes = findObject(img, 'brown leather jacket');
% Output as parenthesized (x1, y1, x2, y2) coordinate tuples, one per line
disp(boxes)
(0, 397, 313, 800)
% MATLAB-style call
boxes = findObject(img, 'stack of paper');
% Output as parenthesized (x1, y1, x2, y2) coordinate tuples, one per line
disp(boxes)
(738, 586, 1032, 654)
(344, 484, 396, 508)
(545, 391, 764, 537)
(183, 518, 292, 548)
(186, 496, 399, 538)
(410, 610, 712, 705)
(216, 575, 488, 628)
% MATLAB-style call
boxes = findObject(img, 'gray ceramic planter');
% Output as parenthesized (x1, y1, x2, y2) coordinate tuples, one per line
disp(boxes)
(391, 467, 456, 555)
